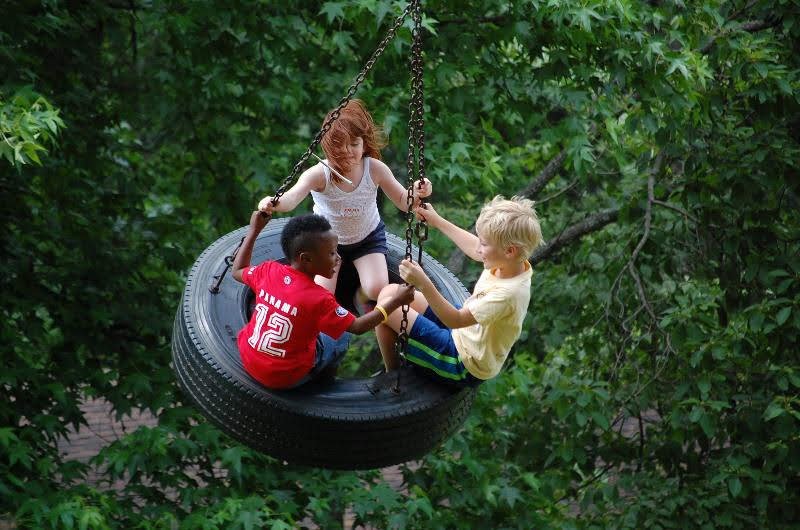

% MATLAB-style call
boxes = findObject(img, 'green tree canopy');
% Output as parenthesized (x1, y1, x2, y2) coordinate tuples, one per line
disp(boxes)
(1, 0, 798, 527)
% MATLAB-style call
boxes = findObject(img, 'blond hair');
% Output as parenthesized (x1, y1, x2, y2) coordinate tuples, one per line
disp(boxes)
(475, 195, 544, 258)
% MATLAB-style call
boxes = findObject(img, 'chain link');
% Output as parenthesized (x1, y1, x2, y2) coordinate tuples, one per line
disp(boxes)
(411, 0, 428, 266)
(396, 0, 426, 362)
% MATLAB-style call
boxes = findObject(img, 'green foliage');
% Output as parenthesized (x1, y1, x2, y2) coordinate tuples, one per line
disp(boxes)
(2, 0, 799, 527)
(0, 88, 64, 168)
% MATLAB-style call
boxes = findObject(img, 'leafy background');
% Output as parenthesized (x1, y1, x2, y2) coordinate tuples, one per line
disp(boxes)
(1, 0, 799, 528)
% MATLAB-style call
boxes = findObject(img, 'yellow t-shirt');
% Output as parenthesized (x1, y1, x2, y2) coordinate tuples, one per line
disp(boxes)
(452, 261, 532, 380)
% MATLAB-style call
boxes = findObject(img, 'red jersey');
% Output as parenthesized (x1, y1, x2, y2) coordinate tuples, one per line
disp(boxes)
(237, 261, 355, 388)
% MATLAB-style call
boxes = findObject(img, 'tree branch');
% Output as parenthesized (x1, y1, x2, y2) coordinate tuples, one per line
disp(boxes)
(605, 152, 678, 393)
(519, 147, 568, 200)
(651, 199, 701, 224)
(536, 178, 579, 205)
(738, 19, 783, 32)
(529, 208, 620, 265)
(553, 462, 615, 504)
(628, 156, 660, 272)
(726, 0, 759, 23)
(699, 18, 782, 54)
(619, 152, 664, 325)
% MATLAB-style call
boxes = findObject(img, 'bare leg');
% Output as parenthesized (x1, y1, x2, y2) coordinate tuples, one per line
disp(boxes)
(376, 284, 429, 371)
(353, 252, 390, 301)
(375, 324, 400, 371)
(314, 260, 341, 293)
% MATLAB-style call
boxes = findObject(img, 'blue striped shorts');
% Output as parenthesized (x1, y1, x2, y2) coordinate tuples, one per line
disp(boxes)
(406, 305, 483, 388)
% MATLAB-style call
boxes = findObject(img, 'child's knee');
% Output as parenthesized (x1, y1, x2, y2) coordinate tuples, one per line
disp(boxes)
(377, 283, 398, 303)
(362, 281, 386, 301)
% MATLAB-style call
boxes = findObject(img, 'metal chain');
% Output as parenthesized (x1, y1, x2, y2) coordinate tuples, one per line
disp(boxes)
(272, 3, 414, 205)
(411, 0, 428, 266)
(209, 236, 245, 293)
(395, 0, 426, 367)
(211, 4, 413, 293)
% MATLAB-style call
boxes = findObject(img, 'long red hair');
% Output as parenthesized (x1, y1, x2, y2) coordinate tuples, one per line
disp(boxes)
(320, 99, 385, 181)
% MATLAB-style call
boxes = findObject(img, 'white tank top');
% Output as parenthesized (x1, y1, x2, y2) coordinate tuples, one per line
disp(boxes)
(310, 157, 381, 245)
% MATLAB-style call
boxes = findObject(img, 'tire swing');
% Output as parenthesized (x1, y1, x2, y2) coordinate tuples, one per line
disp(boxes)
(171, 0, 477, 470)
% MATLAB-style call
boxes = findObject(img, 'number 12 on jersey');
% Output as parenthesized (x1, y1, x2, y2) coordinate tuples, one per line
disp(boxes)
(247, 303, 294, 357)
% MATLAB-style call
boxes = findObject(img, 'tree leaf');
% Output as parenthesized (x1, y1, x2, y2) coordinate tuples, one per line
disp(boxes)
(319, 2, 346, 24)
(698, 413, 715, 438)
(776, 307, 791, 326)
(590, 412, 610, 430)
(763, 402, 784, 421)
(728, 477, 742, 498)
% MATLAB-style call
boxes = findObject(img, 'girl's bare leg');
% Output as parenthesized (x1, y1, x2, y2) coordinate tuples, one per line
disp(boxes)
(353, 252, 390, 301)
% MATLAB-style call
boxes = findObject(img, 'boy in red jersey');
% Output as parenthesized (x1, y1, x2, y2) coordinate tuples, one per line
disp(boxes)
(232, 209, 414, 389)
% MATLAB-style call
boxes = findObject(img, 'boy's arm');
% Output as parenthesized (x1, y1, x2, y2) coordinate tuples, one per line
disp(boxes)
(347, 284, 416, 334)
(399, 259, 477, 329)
(258, 165, 324, 213)
(415, 204, 482, 262)
(232, 211, 270, 283)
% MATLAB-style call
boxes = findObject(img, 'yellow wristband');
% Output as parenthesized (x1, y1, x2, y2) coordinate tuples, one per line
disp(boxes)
(374, 304, 389, 323)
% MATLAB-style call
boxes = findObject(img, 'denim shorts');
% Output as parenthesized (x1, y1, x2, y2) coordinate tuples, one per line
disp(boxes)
(406, 305, 483, 388)
(290, 332, 351, 387)
(337, 220, 388, 263)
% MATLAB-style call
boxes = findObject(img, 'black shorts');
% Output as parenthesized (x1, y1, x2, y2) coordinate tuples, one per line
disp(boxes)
(337, 220, 388, 263)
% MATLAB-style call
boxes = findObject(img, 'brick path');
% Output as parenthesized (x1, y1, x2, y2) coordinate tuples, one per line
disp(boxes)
(56, 398, 405, 529)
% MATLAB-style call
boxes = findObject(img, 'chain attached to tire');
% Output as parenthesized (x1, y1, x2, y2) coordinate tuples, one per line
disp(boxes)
(394, 0, 426, 392)
(209, 236, 245, 294)
(210, 4, 415, 293)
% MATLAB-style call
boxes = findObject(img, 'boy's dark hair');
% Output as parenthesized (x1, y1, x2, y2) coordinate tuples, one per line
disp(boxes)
(280, 214, 333, 259)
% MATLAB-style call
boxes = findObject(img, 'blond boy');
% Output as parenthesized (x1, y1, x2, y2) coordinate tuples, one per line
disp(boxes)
(376, 196, 543, 386)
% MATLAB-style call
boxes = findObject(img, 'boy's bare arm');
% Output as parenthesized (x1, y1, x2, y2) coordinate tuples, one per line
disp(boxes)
(399, 259, 477, 329)
(232, 211, 270, 282)
(348, 284, 415, 334)
(414, 204, 481, 262)
(420, 283, 478, 329)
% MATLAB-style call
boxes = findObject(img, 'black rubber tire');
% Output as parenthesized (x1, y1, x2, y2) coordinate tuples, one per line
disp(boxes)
(171, 218, 476, 470)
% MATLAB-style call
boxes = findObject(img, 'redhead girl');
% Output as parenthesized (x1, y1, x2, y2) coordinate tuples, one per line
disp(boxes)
(258, 99, 431, 303)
